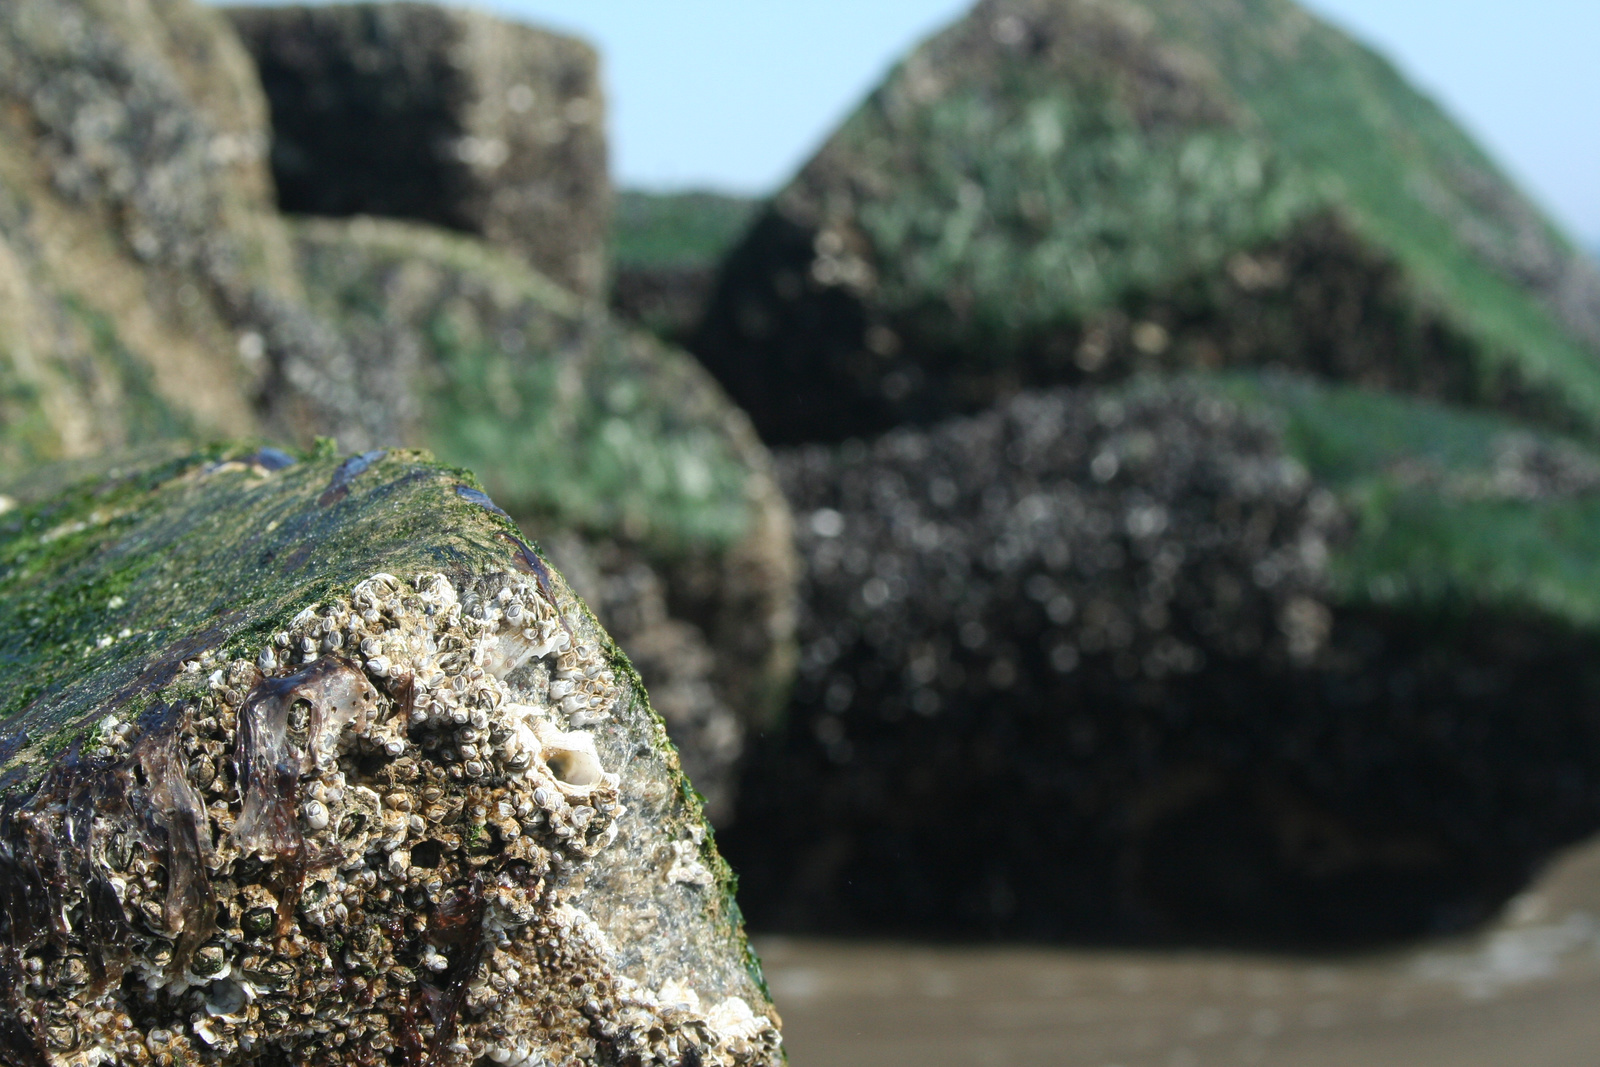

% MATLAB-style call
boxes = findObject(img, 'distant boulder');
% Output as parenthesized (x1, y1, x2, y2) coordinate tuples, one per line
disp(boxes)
(0, 0, 374, 464)
(723, 375, 1600, 944)
(691, 0, 1600, 444)
(226, 2, 611, 300)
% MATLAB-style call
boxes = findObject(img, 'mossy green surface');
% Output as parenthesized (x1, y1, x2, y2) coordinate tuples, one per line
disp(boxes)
(0, 446, 530, 790)
(293, 217, 760, 561)
(60, 294, 194, 442)
(1134, 0, 1600, 427)
(836, 45, 1311, 363)
(612, 190, 760, 272)
(701, 0, 1600, 443)
(1211, 372, 1600, 627)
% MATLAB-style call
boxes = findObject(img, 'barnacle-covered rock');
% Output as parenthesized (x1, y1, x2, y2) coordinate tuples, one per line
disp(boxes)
(691, 0, 1600, 444)
(0, 448, 781, 1066)
(225, 1, 611, 301)
(724, 374, 1600, 945)
(0, 0, 380, 465)
(292, 215, 798, 821)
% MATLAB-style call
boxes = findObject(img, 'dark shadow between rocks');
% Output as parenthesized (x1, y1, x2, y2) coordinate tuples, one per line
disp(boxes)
(721, 603, 1600, 951)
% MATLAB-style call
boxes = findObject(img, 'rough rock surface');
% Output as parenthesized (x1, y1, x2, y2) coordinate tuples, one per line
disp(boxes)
(722, 378, 1600, 944)
(292, 217, 797, 821)
(226, 2, 611, 301)
(0, 0, 381, 465)
(691, 0, 1600, 444)
(0, 447, 781, 1066)
(535, 533, 747, 826)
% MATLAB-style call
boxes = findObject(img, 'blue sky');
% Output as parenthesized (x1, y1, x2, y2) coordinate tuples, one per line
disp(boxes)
(220, 0, 1600, 245)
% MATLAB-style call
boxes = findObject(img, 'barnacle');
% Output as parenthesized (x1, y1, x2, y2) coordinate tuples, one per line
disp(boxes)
(0, 572, 779, 1067)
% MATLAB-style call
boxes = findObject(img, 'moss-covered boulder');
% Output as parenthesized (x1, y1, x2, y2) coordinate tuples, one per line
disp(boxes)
(611, 190, 760, 342)
(226, 2, 611, 301)
(292, 217, 797, 820)
(722, 374, 1600, 944)
(0, 446, 781, 1066)
(692, 0, 1600, 444)
(0, 0, 381, 465)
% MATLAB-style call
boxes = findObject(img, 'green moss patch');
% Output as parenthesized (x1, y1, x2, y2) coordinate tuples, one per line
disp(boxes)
(0, 446, 529, 787)
(1209, 372, 1600, 627)
(293, 217, 761, 561)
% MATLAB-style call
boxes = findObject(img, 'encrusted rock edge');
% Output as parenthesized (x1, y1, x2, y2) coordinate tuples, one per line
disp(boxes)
(0, 448, 780, 1067)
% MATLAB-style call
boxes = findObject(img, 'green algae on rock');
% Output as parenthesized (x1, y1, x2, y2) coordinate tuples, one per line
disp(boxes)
(292, 216, 798, 816)
(0, 448, 781, 1066)
(293, 217, 764, 561)
(692, 0, 1600, 444)
(724, 374, 1600, 944)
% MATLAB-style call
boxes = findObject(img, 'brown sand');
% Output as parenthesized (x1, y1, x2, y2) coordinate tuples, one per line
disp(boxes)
(758, 837, 1600, 1066)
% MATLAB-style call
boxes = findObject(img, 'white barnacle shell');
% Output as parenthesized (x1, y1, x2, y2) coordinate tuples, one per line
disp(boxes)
(531, 720, 607, 795)
(302, 801, 330, 831)
(413, 572, 459, 610)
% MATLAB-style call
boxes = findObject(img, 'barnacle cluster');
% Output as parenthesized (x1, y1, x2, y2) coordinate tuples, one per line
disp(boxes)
(0, 572, 779, 1066)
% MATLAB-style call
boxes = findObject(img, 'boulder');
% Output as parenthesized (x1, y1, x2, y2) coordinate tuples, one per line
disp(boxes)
(691, 0, 1600, 444)
(0, 446, 782, 1066)
(0, 0, 380, 464)
(291, 217, 797, 821)
(722, 375, 1600, 944)
(226, 2, 611, 301)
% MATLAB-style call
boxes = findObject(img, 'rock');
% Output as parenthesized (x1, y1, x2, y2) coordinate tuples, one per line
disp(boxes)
(722, 375, 1600, 944)
(0, 0, 382, 464)
(291, 216, 798, 821)
(536, 532, 748, 825)
(225, 2, 611, 301)
(691, 0, 1600, 444)
(611, 190, 760, 342)
(0, 446, 781, 1066)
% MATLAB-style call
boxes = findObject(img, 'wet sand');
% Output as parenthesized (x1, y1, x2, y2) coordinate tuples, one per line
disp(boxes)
(758, 837, 1600, 1066)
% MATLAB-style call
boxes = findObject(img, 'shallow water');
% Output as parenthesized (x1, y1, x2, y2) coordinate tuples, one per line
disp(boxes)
(757, 836, 1600, 1066)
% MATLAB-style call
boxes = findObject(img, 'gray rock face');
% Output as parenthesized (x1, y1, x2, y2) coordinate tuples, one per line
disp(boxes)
(539, 533, 748, 825)
(722, 381, 1600, 944)
(226, 2, 611, 301)
(0, 0, 799, 831)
